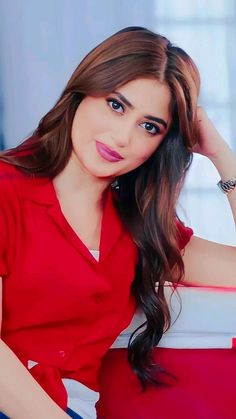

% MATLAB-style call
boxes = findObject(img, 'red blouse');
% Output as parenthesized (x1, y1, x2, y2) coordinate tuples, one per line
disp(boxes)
(0, 161, 193, 411)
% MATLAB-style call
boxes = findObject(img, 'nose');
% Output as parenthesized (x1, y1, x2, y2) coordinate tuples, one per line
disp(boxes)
(111, 118, 133, 148)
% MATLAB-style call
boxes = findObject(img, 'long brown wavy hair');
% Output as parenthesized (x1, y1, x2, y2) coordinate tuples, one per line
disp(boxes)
(0, 26, 200, 388)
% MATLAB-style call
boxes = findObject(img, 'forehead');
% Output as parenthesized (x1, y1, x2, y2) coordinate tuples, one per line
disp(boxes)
(116, 78, 171, 122)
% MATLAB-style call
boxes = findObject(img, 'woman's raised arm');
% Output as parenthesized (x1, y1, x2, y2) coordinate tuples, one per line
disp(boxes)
(181, 107, 236, 288)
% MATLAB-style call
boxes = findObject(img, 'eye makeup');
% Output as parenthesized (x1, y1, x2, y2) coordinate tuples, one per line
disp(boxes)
(106, 97, 162, 136)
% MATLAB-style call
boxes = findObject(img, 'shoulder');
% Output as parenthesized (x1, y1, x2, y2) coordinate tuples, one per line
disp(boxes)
(0, 160, 26, 182)
(0, 160, 28, 207)
(0, 159, 57, 207)
(0, 160, 19, 190)
(0, 160, 18, 175)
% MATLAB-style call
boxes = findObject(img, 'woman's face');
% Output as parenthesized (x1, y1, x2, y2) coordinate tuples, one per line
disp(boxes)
(71, 77, 171, 180)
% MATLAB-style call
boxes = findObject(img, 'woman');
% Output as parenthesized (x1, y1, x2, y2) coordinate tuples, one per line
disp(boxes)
(0, 26, 235, 419)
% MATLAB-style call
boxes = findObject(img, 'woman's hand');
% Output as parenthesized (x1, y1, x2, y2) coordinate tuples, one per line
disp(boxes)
(192, 107, 228, 159)
(193, 106, 236, 229)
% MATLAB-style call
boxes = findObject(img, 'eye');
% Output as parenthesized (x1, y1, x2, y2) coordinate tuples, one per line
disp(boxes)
(106, 98, 124, 114)
(140, 122, 161, 135)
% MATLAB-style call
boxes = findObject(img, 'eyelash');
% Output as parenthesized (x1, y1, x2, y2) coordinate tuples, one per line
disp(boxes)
(106, 98, 161, 136)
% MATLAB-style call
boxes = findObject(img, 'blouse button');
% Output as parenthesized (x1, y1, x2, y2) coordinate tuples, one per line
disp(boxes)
(58, 350, 66, 358)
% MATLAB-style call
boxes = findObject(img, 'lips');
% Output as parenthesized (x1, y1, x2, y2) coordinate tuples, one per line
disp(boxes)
(95, 141, 124, 163)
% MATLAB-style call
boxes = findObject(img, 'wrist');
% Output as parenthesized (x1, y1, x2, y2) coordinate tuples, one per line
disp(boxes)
(209, 143, 236, 181)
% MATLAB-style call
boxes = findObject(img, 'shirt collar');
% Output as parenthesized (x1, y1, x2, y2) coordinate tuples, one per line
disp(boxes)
(17, 170, 125, 263)
(17, 174, 59, 206)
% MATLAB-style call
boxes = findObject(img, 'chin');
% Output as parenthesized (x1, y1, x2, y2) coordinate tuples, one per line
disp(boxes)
(83, 163, 115, 180)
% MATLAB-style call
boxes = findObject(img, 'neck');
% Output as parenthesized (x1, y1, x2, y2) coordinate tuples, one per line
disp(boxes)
(52, 151, 111, 209)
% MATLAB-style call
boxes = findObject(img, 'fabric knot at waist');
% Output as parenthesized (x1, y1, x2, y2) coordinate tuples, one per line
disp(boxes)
(28, 360, 68, 411)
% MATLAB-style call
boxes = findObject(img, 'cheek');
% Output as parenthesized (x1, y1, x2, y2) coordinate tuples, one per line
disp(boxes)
(72, 101, 109, 140)
(85, 102, 113, 134)
(87, 108, 105, 130)
(91, 114, 111, 133)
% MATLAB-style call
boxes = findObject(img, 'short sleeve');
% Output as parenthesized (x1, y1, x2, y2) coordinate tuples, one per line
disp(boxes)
(175, 219, 194, 250)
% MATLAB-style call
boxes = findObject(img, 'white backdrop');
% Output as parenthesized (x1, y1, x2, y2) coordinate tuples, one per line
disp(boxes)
(0, 0, 235, 245)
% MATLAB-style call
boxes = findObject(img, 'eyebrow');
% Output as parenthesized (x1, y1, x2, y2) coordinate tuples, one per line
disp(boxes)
(113, 91, 168, 129)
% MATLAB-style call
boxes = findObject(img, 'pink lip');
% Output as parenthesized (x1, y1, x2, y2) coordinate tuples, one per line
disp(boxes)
(95, 141, 124, 162)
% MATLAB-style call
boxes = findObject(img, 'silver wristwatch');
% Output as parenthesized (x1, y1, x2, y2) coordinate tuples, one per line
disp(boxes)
(217, 177, 236, 194)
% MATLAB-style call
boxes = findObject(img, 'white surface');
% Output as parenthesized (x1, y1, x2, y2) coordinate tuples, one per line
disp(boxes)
(112, 285, 236, 349)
